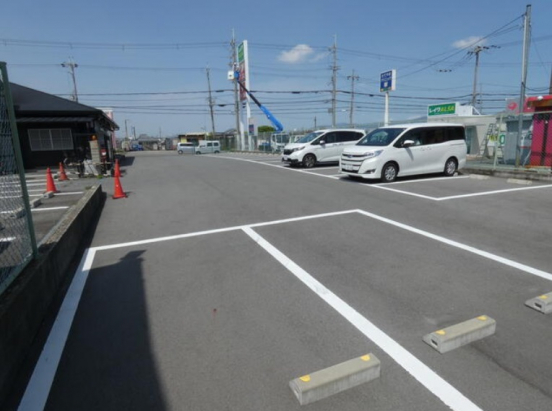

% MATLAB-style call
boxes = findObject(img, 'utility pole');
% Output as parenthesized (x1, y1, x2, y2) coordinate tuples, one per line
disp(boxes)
(347, 70, 359, 127)
(330, 36, 339, 128)
(314, 116, 317, 130)
(469, 45, 498, 109)
(516, 4, 532, 167)
(61, 59, 79, 102)
(230, 30, 241, 150)
(124, 119, 129, 139)
(206, 67, 217, 141)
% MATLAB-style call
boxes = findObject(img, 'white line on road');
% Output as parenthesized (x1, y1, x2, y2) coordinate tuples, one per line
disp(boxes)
(434, 184, 552, 201)
(20, 207, 552, 410)
(32, 207, 69, 212)
(243, 227, 483, 411)
(211, 155, 552, 201)
(356, 209, 552, 282)
(18, 249, 97, 411)
(377, 175, 471, 185)
(93, 209, 359, 251)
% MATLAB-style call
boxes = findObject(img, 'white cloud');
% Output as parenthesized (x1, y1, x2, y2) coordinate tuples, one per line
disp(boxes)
(452, 36, 486, 49)
(278, 44, 318, 64)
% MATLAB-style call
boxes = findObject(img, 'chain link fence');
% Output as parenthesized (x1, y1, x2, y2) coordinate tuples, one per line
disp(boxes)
(0, 62, 37, 295)
(467, 110, 552, 172)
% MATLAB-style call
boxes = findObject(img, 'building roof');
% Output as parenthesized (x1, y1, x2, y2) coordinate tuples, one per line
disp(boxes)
(9, 82, 119, 130)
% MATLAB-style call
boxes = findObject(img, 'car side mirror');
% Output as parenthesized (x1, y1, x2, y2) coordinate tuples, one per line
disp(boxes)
(319, 140, 326, 145)
(402, 139, 415, 147)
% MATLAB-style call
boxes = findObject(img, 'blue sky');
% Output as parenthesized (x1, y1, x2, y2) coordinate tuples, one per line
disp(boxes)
(1, 0, 551, 137)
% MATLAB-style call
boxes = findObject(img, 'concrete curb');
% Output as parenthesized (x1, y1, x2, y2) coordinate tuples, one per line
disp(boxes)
(462, 166, 552, 182)
(525, 292, 552, 314)
(289, 354, 380, 405)
(423, 315, 496, 354)
(0, 184, 104, 406)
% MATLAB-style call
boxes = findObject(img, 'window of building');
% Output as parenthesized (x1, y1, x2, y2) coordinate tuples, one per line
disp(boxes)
(28, 129, 74, 151)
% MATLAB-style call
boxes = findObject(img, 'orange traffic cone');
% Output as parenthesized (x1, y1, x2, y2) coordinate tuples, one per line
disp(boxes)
(112, 174, 127, 199)
(114, 159, 121, 178)
(58, 162, 69, 181)
(45, 167, 58, 193)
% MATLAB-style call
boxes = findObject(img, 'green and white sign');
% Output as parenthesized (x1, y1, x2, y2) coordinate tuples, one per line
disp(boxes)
(428, 103, 457, 116)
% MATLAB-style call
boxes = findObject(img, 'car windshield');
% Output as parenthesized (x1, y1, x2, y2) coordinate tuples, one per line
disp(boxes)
(295, 132, 324, 144)
(356, 128, 406, 146)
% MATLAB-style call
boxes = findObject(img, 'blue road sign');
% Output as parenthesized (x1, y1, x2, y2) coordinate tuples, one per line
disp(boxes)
(380, 70, 396, 92)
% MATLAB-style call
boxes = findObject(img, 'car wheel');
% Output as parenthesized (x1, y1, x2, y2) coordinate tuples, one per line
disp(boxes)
(196, 151, 201, 155)
(214, 150, 220, 154)
(381, 162, 398, 182)
(444, 158, 458, 176)
(178, 150, 183, 155)
(303, 154, 316, 168)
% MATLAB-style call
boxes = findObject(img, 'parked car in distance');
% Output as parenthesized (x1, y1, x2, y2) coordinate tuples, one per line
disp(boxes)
(195, 140, 220, 154)
(177, 142, 196, 155)
(340, 123, 467, 182)
(282, 129, 366, 168)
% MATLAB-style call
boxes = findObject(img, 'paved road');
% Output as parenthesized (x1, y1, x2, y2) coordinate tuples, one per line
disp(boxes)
(14, 151, 552, 410)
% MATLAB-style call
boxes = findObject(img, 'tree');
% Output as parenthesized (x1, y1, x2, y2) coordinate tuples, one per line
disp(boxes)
(258, 125, 275, 133)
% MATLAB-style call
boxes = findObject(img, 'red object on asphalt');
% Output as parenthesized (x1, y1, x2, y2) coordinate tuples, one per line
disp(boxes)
(45, 167, 59, 193)
(114, 159, 121, 178)
(112, 174, 127, 199)
(58, 162, 69, 181)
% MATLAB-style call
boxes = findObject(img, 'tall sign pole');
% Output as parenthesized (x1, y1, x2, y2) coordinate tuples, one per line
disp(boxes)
(380, 70, 396, 126)
(230, 31, 242, 150)
(238, 41, 251, 150)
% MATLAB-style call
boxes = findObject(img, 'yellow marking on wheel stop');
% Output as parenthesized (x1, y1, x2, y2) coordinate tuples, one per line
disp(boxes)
(477, 315, 488, 321)
(436, 330, 446, 335)
(361, 355, 371, 361)
(539, 295, 549, 300)
(299, 375, 311, 382)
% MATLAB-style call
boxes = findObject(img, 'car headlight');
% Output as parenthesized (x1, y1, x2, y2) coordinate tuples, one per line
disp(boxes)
(363, 150, 383, 158)
(291, 146, 305, 153)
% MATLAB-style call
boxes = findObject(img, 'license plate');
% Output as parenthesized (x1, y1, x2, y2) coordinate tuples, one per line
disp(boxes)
(343, 164, 355, 171)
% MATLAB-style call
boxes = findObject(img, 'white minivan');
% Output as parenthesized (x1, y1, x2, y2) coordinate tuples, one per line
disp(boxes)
(195, 140, 220, 154)
(282, 129, 366, 168)
(340, 123, 467, 182)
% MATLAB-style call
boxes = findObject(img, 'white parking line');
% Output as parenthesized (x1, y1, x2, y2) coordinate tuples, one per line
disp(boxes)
(214, 156, 552, 201)
(377, 175, 471, 185)
(21, 208, 552, 411)
(435, 184, 552, 201)
(32, 207, 69, 212)
(212, 155, 341, 180)
(18, 249, 97, 411)
(243, 227, 483, 411)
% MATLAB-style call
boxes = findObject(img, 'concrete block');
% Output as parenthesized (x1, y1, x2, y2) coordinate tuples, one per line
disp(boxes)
(525, 292, 552, 314)
(289, 354, 380, 405)
(30, 198, 42, 208)
(469, 174, 489, 180)
(43, 191, 55, 198)
(507, 178, 532, 185)
(7, 207, 26, 219)
(423, 315, 496, 354)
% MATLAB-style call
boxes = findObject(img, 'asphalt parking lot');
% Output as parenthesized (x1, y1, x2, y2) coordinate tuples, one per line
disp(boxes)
(12, 151, 552, 410)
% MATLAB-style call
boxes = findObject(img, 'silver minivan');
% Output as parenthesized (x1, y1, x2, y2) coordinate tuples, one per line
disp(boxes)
(282, 129, 366, 168)
(177, 142, 195, 155)
(340, 123, 467, 182)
